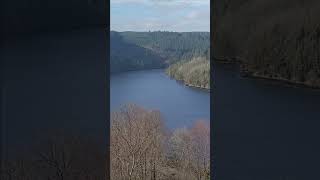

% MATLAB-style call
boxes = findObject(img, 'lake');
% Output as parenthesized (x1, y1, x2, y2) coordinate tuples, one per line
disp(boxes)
(213, 63, 320, 179)
(110, 69, 210, 129)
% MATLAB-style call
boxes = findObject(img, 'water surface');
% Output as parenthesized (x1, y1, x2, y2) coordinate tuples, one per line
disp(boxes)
(110, 69, 210, 129)
(213, 63, 320, 179)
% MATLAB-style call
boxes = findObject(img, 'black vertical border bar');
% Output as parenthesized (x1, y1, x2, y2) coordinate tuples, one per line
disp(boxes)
(0, 36, 6, 175)
(0, 50, 5, 175)
(0, 83, 7, 176)
(105, 0, 111, 179)
(210, 0, 216, 180)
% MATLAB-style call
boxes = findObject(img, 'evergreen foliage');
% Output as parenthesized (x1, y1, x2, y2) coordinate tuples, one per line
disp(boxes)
(111, 31, 209, 69)
(110, 31, 210, 88)
(110, 31, 165, 73)
(120, 31, 210, 63)
(213, 0, 320, 87)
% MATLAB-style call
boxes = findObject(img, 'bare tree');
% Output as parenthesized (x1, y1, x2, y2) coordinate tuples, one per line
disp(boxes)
(167, 120, 210, 180)
(110, 104, 166, 180)
(167, 127, 195, 180)
(190, 120, 210, 180)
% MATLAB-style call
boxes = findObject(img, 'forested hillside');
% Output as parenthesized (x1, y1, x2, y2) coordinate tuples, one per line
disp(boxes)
(111, 31, 210, 88)
(110, 31, 165, 73)
(120, 31, 210, 64)
(166, 50, 210, 89)
(110, 31, 210, 72)
(213, 0, 320, 87)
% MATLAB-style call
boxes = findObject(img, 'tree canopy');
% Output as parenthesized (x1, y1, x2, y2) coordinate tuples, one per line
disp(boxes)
(213, 0, 320, 87)
(110, 31, 210, 73)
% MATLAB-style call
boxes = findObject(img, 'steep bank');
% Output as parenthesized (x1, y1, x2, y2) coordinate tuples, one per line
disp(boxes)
(213, 0, 320, 88)
(166, 57, 210, 89)
(110, 31, 165, 73)
(110, 31, 211, 88)
(215, 57, 320, 89)
(110, 31, 209, 73)
(241, 64, 320, 88)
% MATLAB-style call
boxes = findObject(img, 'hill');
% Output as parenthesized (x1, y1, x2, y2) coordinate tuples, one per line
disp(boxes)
(166, 56, 210, 89)
(110, 31, 210, 73)
(119, 31, 210, 64)
(110, 31, 210, 88)
(213, 0, 320, 88)
(110, 31, 165, 73)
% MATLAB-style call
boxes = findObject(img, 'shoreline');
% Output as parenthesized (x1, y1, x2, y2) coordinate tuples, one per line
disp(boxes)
(168, 77, 210, 91)
(184, 83, 210, 91)
(214, 57, 320, 90)
(111, 68, 211, 91)
(242, 72, 320, 90)
(165, 72, 210, 91)
(110, 67, 167, 75)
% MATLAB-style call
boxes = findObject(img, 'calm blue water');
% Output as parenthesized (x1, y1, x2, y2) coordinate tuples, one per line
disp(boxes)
(110, 69, 210, 129)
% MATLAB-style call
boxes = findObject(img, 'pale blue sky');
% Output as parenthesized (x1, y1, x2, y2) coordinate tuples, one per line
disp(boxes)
(111, 0, 210, 32)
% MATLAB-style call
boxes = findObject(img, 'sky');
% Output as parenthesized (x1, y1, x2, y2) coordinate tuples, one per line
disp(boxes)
(111, 0, 210, 32)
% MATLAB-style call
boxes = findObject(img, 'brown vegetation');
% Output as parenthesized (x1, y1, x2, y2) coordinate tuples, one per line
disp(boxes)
(110, 104, 165, 180)
(111, 104, 210, 180)
(1, 105, 209, 180)
(166, 57, 210, 89)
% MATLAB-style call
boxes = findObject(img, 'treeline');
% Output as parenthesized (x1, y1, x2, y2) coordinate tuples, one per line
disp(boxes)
(110, 31, 165, 73)
(120, 31, 210, 63)
(166, 56, 210, 89)
(111, 104, 210, 180)
(110, 31, 210, 73)
(213, 0, 320, 87)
